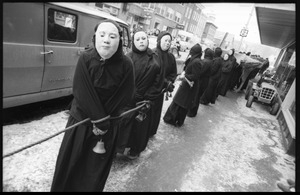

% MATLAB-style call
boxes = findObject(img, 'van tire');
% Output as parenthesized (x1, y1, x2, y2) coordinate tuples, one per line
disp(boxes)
(270, 102, 279, 115)
(246, 95, 254, 108)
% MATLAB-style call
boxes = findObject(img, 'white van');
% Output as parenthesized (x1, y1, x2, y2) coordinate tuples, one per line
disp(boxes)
(3, 3, 131, 108)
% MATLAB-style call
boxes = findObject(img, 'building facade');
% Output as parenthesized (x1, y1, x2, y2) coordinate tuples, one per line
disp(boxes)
(90, 3, 208, 39)
(201, 22, 218, 46)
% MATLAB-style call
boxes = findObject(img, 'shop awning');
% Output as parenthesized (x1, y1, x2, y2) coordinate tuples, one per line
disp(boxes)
(255, 4, 295, 49)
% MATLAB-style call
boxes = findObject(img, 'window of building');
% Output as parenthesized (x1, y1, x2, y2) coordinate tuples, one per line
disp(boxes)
(160, 5, 166, 16)
(167, 8, 174, 20)
(188, 9, 192, 18)
(141, 3, 149, 8)
(175, 12, 182, 23)
(150, 3, 155, 9)
(185, 7, 189, 17)
(47, 8, 77, 43)
(95, 3, 104, 9)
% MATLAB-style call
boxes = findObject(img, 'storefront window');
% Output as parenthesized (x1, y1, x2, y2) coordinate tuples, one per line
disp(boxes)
(274, 44, 295, 101)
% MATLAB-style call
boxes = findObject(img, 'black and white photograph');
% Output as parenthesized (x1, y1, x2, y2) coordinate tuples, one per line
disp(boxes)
(3, 2, 296, 192)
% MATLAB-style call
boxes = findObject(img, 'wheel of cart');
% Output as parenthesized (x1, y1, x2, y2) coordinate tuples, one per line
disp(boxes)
(246, 95, 254, 107)
(245, 84, 253, 100)
(270, 102, 280, 115)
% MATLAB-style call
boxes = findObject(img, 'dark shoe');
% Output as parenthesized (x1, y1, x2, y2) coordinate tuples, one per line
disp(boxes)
(125, 150, 139, 160)
(200, 100, 209, 105)
(277, 182, 293, 192)
(163, 119, 177, 127)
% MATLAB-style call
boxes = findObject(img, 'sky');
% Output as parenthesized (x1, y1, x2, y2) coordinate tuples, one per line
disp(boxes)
(202, 3, 261, 44)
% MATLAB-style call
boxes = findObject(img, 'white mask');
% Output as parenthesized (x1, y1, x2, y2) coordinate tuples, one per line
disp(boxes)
(95, 22, 120, 59)
(223, 54, 229, 61)
(160, 35, 171, 51)
(134, 31, 148, 52)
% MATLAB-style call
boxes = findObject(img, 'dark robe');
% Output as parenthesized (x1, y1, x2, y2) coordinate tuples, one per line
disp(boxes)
(187, 48, 213, 117)
(235, 57, 262, 92)
(163, 51, 203, 126)
(148, 31, 177, 137)
(226, 51, 237, 91)
(200, 56, 223, 104)
(116, 47, 162, 155)
(229, 63, 243, 90)
(51, 45, 135, 192)
(217, 58, 234, 96)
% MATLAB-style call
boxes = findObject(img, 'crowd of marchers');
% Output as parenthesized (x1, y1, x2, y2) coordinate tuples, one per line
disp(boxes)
(50, 20, 270, 192)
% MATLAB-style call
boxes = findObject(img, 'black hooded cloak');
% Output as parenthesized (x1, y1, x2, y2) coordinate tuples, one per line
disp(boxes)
(187, 48, 213, 117)
(116, 30, 162, 155)
(200, 47, 223, 104)
(51, 20, 135, 192)
(217, 53, 234, 96)
(148, 31, 177, 137)
(163, 43, 203, 126)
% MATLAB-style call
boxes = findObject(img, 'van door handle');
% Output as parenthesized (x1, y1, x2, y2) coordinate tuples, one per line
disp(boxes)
(40, 50, 54, 55)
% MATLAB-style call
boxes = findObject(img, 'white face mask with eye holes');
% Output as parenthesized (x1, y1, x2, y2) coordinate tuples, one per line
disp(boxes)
(160, 35, 171, 51)
(95, 22, 120, 60)
(223, 54, 229, 61)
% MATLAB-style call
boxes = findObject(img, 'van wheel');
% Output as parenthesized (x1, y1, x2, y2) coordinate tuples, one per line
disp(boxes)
(246, 95, 254, 108)
(270, 102, 279, 115)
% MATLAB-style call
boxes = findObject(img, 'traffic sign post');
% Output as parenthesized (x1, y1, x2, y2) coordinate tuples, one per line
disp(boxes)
(240, 28, 248, 37)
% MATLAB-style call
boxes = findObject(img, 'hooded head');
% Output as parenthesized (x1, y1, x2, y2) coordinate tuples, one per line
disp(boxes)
(214, 47, 222, 58)
(204, 48, 214, 60)
(93, 19, 123, 60)
(185, 43, 202, 65)
(132, 30, 149, 54)
(156, 31, 172, 51)
(228, 48, 235, 56)
(189, 43, 202, 57)
(223, 53, 229, 61)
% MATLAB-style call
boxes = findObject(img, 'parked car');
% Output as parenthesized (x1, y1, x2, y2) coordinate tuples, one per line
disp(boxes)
(3, 2, 131, 108)
(245, 74, 280, 115)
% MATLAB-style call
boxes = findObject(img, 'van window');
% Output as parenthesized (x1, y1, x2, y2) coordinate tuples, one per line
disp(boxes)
(122, 26, 129, 47)
(48, 8, 77, 43)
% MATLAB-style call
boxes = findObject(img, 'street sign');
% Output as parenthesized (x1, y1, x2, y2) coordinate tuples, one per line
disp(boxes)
(240, 28, 248, 37)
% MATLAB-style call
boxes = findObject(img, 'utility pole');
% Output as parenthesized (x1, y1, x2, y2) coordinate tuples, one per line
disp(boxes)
(238, 5, 255, 52)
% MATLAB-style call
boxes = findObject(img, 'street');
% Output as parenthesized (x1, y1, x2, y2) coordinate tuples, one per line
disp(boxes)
(3, 82, 295, 192)
(103, 87, 295, 192)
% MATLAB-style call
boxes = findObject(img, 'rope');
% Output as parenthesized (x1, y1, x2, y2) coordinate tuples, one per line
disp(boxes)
(3, 101, 150, 159)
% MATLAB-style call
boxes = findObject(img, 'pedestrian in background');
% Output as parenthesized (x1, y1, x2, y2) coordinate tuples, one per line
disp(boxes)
(187, 47, 213, 117)
(226, 48, 238, 91)
(117, 30, 162, 159)
(163, 43, 203, 127)
(149, 31, 177, 137)
(216, 53, 234, 97)
(51, 20, 135, 192)
(199, 47, 223, 105)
